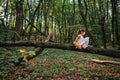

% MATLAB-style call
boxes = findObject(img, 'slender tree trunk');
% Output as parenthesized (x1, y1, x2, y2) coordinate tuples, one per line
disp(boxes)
(111, 0, 118, 47)
(44, 2, 49, 35)
(15, 0, 24, 41)
(4, 0, 8, 41)
(99, 0, 107, 48)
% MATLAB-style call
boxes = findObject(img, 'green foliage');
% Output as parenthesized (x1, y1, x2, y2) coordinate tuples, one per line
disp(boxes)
(80, 67, 87, 75)
(27, 51, 36, 56)
(50, 65, 60, 74)
(0, 48, 120, 80)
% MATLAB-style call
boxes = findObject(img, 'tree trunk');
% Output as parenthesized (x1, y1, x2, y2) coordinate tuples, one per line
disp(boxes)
(45, 25, 55, 42)
(15, 0, 24, 41)
(99, 0, 107, 48)
(111, 0, 118, 47)
(4, 0, 8, 41)
(0, 41, 120, 58)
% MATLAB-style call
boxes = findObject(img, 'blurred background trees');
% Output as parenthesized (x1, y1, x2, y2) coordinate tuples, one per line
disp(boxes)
(0, 0, 120, 49)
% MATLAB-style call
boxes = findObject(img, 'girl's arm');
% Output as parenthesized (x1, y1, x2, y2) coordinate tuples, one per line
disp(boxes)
(75, 35, 81, 42)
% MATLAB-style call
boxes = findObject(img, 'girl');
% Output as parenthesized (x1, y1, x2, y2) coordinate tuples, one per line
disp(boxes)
(73, 28, 89, 49)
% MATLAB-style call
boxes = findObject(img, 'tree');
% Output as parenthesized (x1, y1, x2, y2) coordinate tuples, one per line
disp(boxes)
(14, 0, 24, 41)
(111, 0, 118, 47)
(99, 0, 107, 48)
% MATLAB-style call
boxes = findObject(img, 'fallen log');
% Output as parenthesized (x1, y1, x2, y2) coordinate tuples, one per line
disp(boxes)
(0, 41, 120, 58)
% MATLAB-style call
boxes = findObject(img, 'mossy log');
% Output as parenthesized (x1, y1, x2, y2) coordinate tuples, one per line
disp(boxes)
(0, 41, 120, 58)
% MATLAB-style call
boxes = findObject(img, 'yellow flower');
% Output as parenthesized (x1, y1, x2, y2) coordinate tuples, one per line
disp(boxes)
(19, 49, 26, 56)
(19, 49, 26, 53)
(23, 55, 28, 62)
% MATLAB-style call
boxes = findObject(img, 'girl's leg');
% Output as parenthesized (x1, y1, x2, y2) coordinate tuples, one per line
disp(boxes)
(82, 37, 89, 49)
(85, 37, 89, 45)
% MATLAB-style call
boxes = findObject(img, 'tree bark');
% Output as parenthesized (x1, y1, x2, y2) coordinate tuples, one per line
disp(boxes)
(15, 0, 24, 41)
(99, 0, 107, 48)
(0, 41, 120, 58)
(111, 0, 118, 47)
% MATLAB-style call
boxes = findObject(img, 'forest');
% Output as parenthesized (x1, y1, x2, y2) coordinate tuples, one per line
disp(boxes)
(0, 0, 120, 80)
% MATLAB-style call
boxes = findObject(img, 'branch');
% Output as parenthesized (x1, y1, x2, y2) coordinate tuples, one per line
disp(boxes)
(23, 17, 47, 37)
(14, 48, 44, 66)
(91, 59, 120, 65)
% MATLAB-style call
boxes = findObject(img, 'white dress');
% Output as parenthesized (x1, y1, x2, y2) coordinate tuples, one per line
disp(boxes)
(78, 34, 89, 49)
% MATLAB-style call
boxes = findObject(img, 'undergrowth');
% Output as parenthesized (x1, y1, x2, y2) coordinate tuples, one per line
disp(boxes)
(0, 48, 120, 80)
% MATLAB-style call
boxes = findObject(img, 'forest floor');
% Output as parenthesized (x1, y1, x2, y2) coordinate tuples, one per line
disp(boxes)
(0, 48, 120, 80)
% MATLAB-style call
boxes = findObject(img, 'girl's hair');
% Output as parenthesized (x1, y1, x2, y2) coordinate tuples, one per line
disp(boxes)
(77, 28, 86, 35)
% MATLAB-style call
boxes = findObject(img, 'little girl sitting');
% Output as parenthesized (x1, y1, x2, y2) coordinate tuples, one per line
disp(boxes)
(73, 28, 89, 49)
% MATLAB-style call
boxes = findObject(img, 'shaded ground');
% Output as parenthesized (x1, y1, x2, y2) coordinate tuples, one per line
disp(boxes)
(0, 48, 120, 80)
